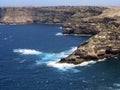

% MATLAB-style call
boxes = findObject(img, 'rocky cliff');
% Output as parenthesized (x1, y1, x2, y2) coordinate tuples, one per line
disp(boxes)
(62, 6, 106, 35)
(59, 6, 120, 64)
(0, 6, 107, 25)
(0, 6, 119, 64)
(0, 6, 76, 24)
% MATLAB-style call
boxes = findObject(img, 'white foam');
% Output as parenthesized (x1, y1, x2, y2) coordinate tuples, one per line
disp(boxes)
(113, 83, 120, 87)
(13, 49, 41, 55)
(77, 61, 97, 66)
(36, 47, 77, 65)
(36, 47, 76, 62)
(35, 47, 97, 71)
(47, 61, 80, 72)
(98, 58, 106, 62)
(55, 33, 63, 36)
(114, 56, 118, 59)
(68, 47, 77, 52)
(47, 60, 96, 71)
(74, 34, 92, 36)
(56, 33, 91, 37)
(59, 27, 63, 29)
(47, 62, 74, 70)
(14, 47, 97, 72)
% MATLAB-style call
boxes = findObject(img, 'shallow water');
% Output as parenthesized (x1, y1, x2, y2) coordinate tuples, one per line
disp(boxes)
(0, 24, 120, 90)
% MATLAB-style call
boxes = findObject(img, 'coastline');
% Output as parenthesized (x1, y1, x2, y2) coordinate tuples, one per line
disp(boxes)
(0, 6, 120, 64)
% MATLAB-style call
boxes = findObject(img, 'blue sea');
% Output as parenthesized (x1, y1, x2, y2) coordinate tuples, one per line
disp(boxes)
(0, 24, 120, 90)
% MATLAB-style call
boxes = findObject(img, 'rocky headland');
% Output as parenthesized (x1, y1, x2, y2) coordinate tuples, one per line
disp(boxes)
(60, 6, 120, 64)
(0, 6, 119, 64)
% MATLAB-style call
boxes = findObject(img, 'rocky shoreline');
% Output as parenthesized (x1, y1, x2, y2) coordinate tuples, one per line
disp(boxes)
(0, 6, 120, 64)
(59, 6, 120, 64)
(59, 26, 120, 64)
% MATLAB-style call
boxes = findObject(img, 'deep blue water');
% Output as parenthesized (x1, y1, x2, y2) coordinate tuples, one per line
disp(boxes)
(0, 24, 120, 90)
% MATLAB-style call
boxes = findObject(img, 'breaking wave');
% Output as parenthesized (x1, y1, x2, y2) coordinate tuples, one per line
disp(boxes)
(55, 32, 91, 37)
(36, 47, 77, 65)
(77, 61, 97, 66)
(13, 47, 97, 72)
(55, 33, 63, 36)
(35, 47, 96, 71)
(46, 60, 96, 72)
(13, 49, 41, 55)
(47, 62, 79, 72)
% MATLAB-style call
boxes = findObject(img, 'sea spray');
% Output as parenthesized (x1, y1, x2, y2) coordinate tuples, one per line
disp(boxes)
(13, 47, 97, 72)
(36, 47, 77, 65)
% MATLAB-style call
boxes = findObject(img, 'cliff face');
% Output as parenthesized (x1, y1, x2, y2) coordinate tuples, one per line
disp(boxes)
(62, 7, 120, 35)
(62, 6, 107, 35)
(59, 7, 120, 64)
(0, 7, 75, 24)
(0, 6, 108, 25)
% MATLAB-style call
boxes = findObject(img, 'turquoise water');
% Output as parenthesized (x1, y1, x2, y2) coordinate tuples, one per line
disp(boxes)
(0, 24, 120, 90)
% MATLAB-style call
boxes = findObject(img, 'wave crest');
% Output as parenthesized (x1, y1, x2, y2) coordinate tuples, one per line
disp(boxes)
(36, 47, 77, 65)
(77, 61, 97, 66)
(47, 60, 96, 72)
(13, 49, 41, 55)
(47, 61, 76, 71)
(55, 33, 63, 36)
